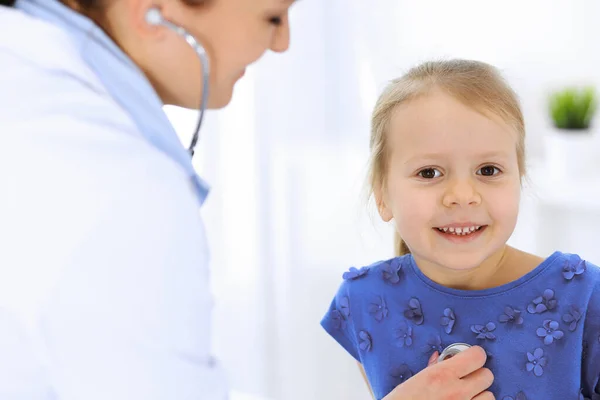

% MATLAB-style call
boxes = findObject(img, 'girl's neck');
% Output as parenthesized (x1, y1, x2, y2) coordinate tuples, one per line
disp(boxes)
(413, 246, 544, 291)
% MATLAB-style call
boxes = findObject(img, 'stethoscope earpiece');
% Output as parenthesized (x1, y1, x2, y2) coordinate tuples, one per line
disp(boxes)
(145, 8, 164, 26)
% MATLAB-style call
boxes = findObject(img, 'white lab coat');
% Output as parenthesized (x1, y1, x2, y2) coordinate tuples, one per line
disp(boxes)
(0, 5, 227, 400)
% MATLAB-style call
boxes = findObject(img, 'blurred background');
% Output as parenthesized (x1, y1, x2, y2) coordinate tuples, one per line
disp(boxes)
(165, 1, 600, 399)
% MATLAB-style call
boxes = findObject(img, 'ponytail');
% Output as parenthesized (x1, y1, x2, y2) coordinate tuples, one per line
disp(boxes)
(394, 231, 411, 257)
(0, 0, 16, 6)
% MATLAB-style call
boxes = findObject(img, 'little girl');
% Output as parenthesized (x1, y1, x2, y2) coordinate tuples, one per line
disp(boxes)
(321, 59, 600, 400)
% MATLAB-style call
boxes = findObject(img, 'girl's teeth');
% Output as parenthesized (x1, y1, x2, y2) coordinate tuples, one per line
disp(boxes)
(437, 226, 482, 235)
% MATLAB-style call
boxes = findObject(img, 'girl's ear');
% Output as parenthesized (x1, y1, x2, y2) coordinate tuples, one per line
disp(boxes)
(374, 184, 393, 222)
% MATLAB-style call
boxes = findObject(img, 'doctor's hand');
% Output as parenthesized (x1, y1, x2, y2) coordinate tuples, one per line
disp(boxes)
(382, 345, 495, 400)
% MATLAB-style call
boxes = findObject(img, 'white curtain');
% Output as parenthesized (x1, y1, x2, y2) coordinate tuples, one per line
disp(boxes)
(165, 1, 600, 399)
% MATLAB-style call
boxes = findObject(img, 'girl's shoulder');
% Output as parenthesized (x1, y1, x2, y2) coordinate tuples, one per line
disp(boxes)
(335, 255, 413, 295)
(543, 252, 600, 312)
(548, 251, 600, 281)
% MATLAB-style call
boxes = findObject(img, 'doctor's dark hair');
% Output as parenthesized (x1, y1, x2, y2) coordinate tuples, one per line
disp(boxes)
(0, 1, 209, 9)
(62, 0, 210, 10)
(366, 59, 526, 257)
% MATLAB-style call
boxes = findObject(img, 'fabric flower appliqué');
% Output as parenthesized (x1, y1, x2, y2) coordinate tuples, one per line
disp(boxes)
(590, 388, 600, 400)
(423, 334, 443, 355)
(343, 266, 369, 280)
(358, 330, 372, 352)
(390, 364, 413, 384)
(471, 322, 496, 340)
(536, 320, 564, 345)
(394, 320, 414, 348)
(404, 298, 424, 325)
(368, 296, 389, 322)
(579, 388, 598, 400)
(562, 305, 582, 332)
(503, 392, 527, 400)
(527, 289, 557, 314)
(526, 348, 547, 377)
(381, 258, 403, 284)
(563, 259, 586, 281)
(499, 306, 524, 325)
(339, 296, 350, 318)
(483, 348, 495, 364)
(440, 308, 456, 334)
(330, 310, 346, 330)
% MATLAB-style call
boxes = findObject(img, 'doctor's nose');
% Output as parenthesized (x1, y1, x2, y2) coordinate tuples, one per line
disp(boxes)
(270, 16, 290, 53)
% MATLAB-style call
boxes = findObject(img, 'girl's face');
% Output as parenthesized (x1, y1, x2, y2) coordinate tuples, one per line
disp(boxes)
(377, 90, 522, 273)
(102, 0, 295, 109)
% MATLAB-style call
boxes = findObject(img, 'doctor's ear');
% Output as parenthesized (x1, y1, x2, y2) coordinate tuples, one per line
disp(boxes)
(374, 185, 393, 223)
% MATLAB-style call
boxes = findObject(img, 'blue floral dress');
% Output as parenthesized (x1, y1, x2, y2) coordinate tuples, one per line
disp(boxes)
(321, 252, 600, 400)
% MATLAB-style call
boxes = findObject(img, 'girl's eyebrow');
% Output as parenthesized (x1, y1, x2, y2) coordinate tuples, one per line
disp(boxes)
(473, 151, 511, 159)
(403, 151, 510, 165)
(403, 153, 445, 165)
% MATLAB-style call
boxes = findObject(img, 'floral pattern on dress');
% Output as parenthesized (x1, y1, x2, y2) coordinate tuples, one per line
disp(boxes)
(527, 289, 557, 314)
(441, 308, 456, 334)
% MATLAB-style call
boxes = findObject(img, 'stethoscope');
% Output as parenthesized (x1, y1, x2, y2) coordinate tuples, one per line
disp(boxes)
(438, 343, 472, 362)
(145, 8, 209, 159)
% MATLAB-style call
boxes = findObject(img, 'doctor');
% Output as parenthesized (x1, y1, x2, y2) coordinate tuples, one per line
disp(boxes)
(0, 0, 293, 399)
(0, 1, 490, 399)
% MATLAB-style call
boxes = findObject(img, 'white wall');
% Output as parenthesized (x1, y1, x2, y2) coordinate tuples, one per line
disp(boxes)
(355, 0, 600, 159)
(167, 1, 600, 399)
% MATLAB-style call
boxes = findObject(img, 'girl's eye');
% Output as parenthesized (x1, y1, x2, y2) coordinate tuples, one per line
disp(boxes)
(269, 16, 283, 26)
(477, 165, 501, 176)
(418, 168, 442, 179)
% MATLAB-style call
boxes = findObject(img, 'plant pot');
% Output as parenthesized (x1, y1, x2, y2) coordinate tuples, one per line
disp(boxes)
(544, 128, 599, 180)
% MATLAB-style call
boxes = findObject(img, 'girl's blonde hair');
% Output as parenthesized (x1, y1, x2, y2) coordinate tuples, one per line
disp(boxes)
(367, 59, 526, 257)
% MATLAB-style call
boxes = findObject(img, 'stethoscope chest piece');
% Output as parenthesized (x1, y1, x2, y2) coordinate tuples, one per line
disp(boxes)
(438, 343, 472, 362)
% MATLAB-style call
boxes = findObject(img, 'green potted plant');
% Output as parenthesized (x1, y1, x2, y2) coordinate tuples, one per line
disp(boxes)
(545, 86, 598, 179)
(549, 86, 597, 131)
